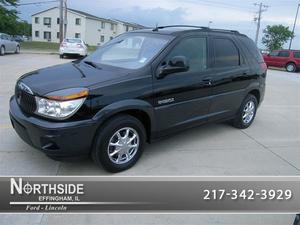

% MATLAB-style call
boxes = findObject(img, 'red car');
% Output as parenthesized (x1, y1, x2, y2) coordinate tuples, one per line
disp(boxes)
(263, 49, 300, 72)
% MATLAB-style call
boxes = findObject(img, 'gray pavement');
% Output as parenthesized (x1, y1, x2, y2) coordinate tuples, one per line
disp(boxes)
(0, 53, 299, 224)
(0, 214, 296, 225)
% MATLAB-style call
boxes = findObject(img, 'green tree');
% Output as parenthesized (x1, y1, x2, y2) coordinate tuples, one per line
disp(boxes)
(0, 0, 19, 34)
(262, 25, 294, 51)
(15, 20, 31, 36)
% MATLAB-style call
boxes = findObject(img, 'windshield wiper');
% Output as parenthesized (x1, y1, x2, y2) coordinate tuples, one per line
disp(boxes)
(83, 60, 101, 69)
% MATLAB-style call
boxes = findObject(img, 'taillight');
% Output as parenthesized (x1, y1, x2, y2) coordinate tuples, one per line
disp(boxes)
(260, 62, 267, 71)
(77, 44, 83, 48)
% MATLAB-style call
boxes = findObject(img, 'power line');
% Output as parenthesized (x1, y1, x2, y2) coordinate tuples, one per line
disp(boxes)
(184, 0, 255, 13)
(254, 2, 269, 46)
(17, 0, 58, 6)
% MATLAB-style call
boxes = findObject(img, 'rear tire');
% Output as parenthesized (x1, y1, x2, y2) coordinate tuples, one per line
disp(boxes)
(286, 63, 296, 72)
(0, 46, 5, 56)
(92, 114, 146, 172)
(231, 94, 258, 129)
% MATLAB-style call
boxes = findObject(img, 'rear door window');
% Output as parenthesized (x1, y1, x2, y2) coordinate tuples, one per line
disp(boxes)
(278, 51, 290, 57)
(213, 38, 240, 67)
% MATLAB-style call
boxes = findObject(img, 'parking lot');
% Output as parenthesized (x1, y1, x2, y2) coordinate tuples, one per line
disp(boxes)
(0, 53, 300, 176)
(0, 53, 299, 224)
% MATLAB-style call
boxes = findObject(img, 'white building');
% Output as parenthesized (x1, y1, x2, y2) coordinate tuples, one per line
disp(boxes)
(31, 7, 144, 46)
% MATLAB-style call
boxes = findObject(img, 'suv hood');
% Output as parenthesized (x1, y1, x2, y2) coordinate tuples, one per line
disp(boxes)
(19, 62, 130, 96)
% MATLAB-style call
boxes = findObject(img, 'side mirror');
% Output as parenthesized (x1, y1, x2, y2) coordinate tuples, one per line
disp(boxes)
(157, 56, 189, 79)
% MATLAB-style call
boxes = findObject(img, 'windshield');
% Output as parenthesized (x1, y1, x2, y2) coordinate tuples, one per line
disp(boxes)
(85, 33, 172, 69)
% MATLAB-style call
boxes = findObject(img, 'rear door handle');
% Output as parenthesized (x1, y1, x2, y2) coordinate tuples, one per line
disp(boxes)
(202, 78, 212, 86)
(243, 70, 251, 76)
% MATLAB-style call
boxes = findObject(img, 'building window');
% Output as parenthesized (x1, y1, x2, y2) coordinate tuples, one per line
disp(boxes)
(100, 35, 105, 42)
(57, 32, 60, 39)
(57, 18, 60, 24)
(43, 17, 51, 26)
(75, 18, 81, 25)
(126, 25, 129, 32)
(110, 23, 114, 30)
(101, 21, 105, 29)
(35, 31, 39, 37)
(43, 31, 51, 40)
(75, 33, 81, 38)
(110, 36, 113, 40)
(35, 17, 39, 24)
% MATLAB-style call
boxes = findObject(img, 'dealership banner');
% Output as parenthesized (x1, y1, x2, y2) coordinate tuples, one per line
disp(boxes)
(0, 176, 300, 213)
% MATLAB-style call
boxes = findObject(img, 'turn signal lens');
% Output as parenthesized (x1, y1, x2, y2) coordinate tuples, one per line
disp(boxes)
(47, 89, 88, 101)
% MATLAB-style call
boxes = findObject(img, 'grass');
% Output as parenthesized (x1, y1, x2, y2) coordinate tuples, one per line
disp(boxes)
(20, 41, 97, 52)
(20, 41, 59, 51)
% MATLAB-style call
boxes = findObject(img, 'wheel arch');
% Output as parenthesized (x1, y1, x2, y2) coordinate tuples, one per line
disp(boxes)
(248, 89, 261, 104)
(92, 99, 155, 142)
(286, 61, 296, 67)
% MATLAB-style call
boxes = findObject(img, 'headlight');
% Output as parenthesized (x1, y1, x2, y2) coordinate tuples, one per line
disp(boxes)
(35, 88, 88, 120)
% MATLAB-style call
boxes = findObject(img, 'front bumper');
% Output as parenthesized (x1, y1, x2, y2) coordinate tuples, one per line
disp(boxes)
(9, 96, 98, 157)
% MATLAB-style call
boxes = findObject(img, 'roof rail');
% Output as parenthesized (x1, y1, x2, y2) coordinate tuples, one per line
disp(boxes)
(152, 25, 209, 31)
(152, 25, 240, 34)
(208, 28, 240, 34)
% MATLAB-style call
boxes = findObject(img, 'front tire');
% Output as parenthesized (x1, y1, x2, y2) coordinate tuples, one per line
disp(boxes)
(0, 46, 5, 56)
(92, 114, 146, 172)
(286, 63, 296, 72)
(232, 94, 258, 129)
(15, 45, 20, 54)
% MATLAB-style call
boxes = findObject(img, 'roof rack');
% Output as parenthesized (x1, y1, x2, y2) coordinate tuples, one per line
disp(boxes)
(152, 25, 209, 31)
(152, 25, 240, 34)
(208, 28, 240, 34)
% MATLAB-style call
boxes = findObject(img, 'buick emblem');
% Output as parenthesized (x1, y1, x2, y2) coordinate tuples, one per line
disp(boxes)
(18, 82, 33, 95)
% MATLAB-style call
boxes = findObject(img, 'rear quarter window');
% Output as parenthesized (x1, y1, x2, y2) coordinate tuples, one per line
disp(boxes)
(293, 51, 300, 58)
(240, 37, 264, 63)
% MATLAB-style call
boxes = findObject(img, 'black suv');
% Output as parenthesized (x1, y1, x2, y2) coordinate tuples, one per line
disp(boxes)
(9, 25, 267, 172)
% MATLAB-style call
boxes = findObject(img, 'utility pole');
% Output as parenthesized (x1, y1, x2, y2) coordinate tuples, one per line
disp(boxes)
(289, 2, 300, 50)
(59, 0, 63, 43)
(208, 21, 213, 28)
(63, 0, 67, 39)
(254, 3, 268, 46)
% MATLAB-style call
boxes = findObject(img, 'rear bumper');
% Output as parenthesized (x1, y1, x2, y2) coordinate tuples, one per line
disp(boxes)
(59, 48, 86, 56)
(9, 96, 98, 157)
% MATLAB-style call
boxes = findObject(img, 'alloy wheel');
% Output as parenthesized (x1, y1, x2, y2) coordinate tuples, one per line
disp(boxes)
(107, 127, 139, 165)
(286, 64, 295, 72)
(0, 46, 4, 55)
(242, 100, 255, 124)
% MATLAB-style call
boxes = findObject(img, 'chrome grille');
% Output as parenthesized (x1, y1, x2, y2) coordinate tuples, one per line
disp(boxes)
(15, 84, 36, 114)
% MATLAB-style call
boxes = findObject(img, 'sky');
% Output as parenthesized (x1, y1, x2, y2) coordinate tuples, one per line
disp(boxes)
(15, 0, 300, 49)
